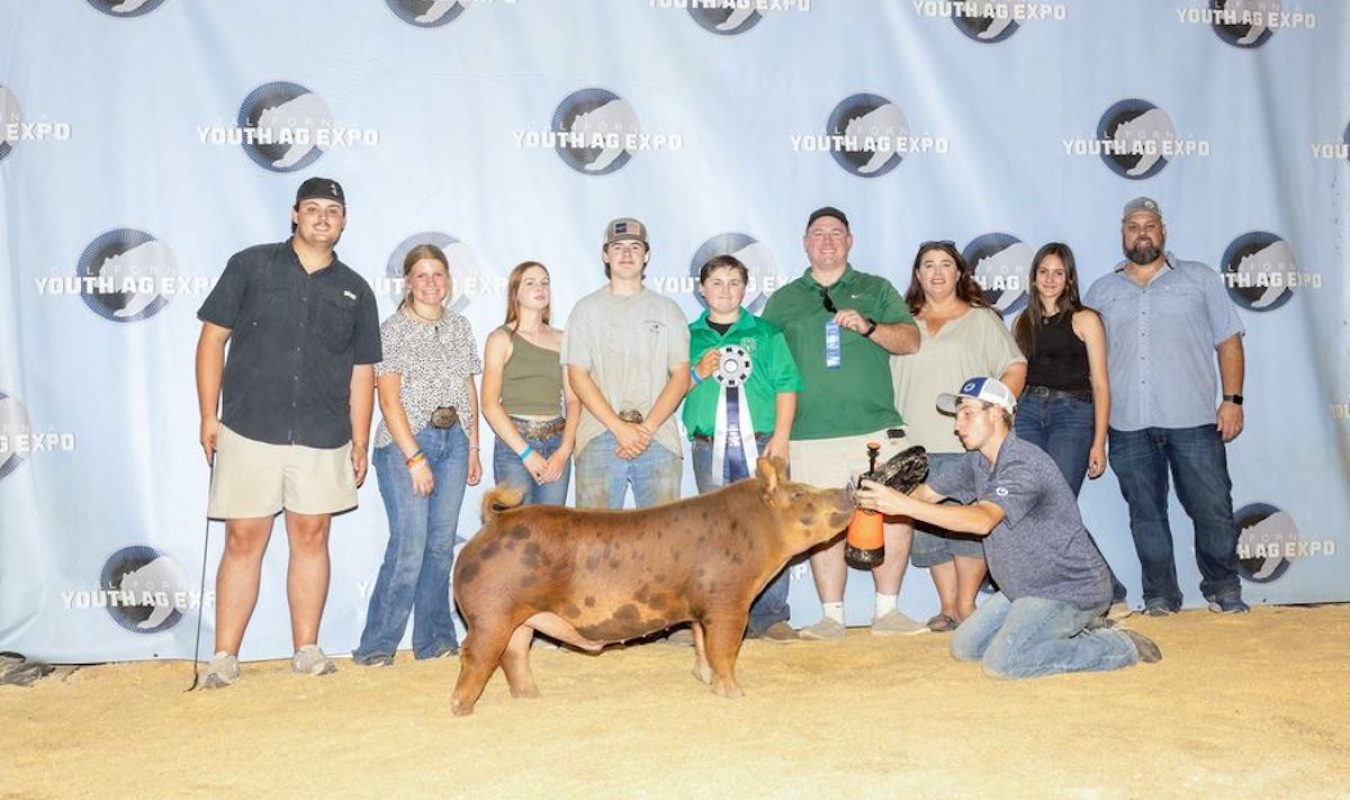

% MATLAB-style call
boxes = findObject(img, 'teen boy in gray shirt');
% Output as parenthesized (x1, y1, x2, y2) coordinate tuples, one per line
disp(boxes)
(856, 377, 1161, 678)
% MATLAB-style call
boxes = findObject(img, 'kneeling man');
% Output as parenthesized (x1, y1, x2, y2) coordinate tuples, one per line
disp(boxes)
(856, 377, 1160, 678)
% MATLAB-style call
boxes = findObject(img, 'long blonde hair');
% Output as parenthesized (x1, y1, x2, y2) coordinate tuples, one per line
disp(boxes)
(504, 261, 552, 332)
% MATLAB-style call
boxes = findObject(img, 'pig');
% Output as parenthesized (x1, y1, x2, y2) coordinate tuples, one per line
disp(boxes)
(449, 457, 853, 716)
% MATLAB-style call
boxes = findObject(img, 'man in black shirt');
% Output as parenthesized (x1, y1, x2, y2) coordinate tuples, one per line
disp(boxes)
(194, 177, 381, 687)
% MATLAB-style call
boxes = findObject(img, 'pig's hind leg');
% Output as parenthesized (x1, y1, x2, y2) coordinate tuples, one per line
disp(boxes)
(524, 612, 604, 652)
(451, 621, 514, 716)
(501, 624, 541, 699)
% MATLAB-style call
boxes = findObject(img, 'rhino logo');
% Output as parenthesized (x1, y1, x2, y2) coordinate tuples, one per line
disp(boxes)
(78, 229, 179, 323)
(1210, 0, 1276, 48)
(952, 12, 1019, 42)
(689, 7, 763, 35)
(1222, 232, 1299, 312)
(384, 0, 468, 27)
(1097, 100, 1178, 180)
(964, 234, 1031, 315)
(551, 89, 642, 175)
(237, 82, 334, 173)
(85, 0, 167, 17)
(0, 392, 33, 481)
(826, 94, 911, 177)
(0, 85, 22, 162)
(100, 546, 191, 633)
(1236, 504, 1298, 584)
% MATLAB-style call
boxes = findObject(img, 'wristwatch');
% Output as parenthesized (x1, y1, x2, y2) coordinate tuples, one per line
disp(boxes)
(862, 318, 878, 338)
(1223, 394, 1244, 406)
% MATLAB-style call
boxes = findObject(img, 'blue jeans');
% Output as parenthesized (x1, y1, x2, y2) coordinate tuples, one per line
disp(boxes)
(1015, 389, 1095, 495)
(491, 424, 571, 507)
(910, 452, 985, 567)
(1107, 425, 1242, 610)
(574, 431, 682, 509)
(691, 433, 787, 635)
(951, 592, 1138, 678)
(1016, 390, 1127, 603)
(355, 425, 469, 661)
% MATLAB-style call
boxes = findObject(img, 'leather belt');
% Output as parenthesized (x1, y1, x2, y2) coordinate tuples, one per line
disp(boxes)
(511, 416, 565, 441)
(1025, 385, 1094, 403)
(692, 432, 771, 444)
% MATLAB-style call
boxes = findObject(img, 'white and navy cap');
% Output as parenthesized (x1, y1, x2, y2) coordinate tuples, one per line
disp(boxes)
(938, 376, 1017, 415)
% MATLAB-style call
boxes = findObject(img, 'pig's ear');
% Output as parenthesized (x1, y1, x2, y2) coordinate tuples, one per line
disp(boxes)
(755, 457, 781, 494)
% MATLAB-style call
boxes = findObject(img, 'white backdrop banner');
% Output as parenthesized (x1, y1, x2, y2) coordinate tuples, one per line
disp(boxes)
(1, 0, 1346, 662)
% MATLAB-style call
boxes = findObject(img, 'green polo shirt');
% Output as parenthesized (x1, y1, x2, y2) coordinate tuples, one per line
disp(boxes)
(683, 309, 802, 438)
(762, 264, 912, 440)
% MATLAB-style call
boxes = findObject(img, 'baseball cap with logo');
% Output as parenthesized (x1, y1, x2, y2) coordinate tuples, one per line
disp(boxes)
(938, 376, 1017, 415)
(604, 217, 648, 247)
(806, 206, 849, 231)
(295, 177, 346, 208)
(1121, 196, 1162, 221)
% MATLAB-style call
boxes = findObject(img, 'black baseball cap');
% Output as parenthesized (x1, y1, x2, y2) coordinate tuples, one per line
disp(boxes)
(295, 177, 345, 207)
(806, 206, 849, 231)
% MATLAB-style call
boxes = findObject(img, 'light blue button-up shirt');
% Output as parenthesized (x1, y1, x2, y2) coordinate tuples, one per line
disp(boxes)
(1085, 252, 1244, 432)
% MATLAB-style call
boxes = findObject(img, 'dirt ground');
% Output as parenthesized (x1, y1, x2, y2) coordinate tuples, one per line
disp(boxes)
(3, 605, 1349, 800)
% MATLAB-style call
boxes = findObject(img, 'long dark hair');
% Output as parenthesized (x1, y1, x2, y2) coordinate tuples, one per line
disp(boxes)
(904, 241, 989, 317)
(1012, 242, 1091, 357)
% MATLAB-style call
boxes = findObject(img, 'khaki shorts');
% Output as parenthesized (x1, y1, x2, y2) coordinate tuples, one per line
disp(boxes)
(789, 429, 909, 490)
(208, 424, 357, 519)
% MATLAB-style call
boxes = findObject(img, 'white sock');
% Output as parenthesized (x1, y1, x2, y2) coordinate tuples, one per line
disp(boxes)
(822, 602, 844, 624)
(874, 592, 898, 618)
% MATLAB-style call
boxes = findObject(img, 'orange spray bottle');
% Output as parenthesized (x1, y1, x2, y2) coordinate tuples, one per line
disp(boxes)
(844, 442, 884, 568)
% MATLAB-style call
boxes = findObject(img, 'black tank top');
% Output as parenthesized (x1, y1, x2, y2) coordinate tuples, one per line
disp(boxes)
(1025, 311, 1091, 393)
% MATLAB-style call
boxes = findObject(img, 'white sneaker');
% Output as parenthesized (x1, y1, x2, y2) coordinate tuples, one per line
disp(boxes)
(202, 652, 240, 689)
(292, 645, 337, 676)
(798, 618, 846, 641)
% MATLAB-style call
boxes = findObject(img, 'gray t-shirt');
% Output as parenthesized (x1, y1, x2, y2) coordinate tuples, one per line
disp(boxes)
(928, 433, 1112, 610)
(561, 286, 690, 457)
(373, 310, 481, 450)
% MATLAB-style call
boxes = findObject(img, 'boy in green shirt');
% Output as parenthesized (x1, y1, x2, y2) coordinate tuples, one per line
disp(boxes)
(684, 255, 801, 641)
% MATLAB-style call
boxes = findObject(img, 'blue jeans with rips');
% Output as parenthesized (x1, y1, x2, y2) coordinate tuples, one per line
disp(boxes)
(491, 425, 571, 507)
(691, 433, 787, 636)
(354, 424, 469, 661)
(574, 431, 682, 510)
(1107, 424, 1243, 611)
(1016, 390, 1127, 603)
(951, 592, 1138, 678)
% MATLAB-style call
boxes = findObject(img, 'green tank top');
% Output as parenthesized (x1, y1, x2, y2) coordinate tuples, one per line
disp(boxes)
(500, 328, 563, 417)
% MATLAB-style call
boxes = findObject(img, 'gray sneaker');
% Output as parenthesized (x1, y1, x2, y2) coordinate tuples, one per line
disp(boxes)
(292, 645, 337, 676)
(798, 617, 846, 641)
(202, 652, 240, 689)
(872, 610, 929, 636)
(1106, 601, 1134, 621)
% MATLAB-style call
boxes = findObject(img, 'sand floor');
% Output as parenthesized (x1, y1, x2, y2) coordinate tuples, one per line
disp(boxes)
(3, 604, 1349, 800)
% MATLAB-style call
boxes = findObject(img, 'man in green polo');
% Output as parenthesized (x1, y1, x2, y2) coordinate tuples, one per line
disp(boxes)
(684, 253, 802, 641)
(762, 206, 923, 639)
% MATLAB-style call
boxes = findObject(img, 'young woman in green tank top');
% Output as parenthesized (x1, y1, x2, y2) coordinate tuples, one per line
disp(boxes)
(480, 261, 580, 506)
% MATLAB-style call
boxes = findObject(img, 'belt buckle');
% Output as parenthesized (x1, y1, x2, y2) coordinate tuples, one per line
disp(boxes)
(618, 409, 644, 424)
(886, 427, 906, 440)
(431, 406, 459, 429)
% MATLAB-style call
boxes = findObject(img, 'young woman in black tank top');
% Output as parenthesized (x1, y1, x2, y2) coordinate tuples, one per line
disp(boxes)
(1013, 243, 1128, 609)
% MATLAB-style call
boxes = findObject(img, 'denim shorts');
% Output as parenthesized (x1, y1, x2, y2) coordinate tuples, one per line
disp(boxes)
(910, 451, 984, 567)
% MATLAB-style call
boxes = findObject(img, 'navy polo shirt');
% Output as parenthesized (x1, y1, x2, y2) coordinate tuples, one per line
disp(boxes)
(198, 239, 381, 449)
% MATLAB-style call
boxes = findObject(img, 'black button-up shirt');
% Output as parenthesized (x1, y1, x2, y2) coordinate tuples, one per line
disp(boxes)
(198, 239, 381, 449)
